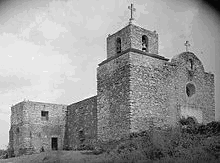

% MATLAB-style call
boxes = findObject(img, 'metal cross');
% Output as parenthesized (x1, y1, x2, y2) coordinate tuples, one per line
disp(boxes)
(184, 41, 190, 52)
(128, 3, 136, 24)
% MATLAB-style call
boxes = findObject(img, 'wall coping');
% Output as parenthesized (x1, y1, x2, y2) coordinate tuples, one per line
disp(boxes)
(98, 48, 169, 66)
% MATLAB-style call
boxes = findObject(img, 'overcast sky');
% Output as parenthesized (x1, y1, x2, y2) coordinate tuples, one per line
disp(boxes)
(0, 0, 219, 149)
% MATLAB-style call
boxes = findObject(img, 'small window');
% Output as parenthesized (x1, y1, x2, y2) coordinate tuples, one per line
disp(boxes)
(142, 35, 148, 52)
(41, 111, 49, 121)
(116, 37, 121, 54)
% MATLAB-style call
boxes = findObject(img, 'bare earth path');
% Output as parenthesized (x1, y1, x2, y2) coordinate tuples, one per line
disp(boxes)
(0, 151, 109, 163)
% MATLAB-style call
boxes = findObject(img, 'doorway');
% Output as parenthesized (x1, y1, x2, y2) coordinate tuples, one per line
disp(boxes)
(51, 137, 58, 150)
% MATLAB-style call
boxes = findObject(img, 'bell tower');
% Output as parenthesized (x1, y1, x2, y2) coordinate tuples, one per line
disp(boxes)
(106, 3, 159, 59)
(107, 24, 159, 59)
(97, 4, 167, 142)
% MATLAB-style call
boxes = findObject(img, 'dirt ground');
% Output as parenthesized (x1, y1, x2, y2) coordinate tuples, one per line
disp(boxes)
(0, 150, 110, 163)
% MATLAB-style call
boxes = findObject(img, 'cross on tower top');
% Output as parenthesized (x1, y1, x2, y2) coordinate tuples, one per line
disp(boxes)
(184, 41, 190, 52)
(128, 3, 136, 24)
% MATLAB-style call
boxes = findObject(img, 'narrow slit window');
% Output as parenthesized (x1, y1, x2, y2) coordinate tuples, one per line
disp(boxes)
(189, 58, 193, 70)
(116, 38, 121, 54)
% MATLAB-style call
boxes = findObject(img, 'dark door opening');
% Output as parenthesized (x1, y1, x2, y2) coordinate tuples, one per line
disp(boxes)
(51, 137, 58, 150)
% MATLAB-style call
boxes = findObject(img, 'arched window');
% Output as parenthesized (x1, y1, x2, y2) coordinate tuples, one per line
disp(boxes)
(116, 37, 121, 54)
(142, 35, 148, 52)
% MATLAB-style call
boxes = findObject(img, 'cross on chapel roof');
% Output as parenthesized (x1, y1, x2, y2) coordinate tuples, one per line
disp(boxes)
(184, 41, 191, 52)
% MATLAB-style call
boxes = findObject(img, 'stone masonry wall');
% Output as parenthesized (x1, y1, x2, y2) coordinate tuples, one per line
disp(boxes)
(129, 52, 175, 133)
(97, 53, 131, 141)
(9, 102, 25, 156)
(64, 96, 97, 150)
(203, 72, 215, 122)
(128, 51, 215, 134)
(25, 101, 67, 153)
(10, 101, 67, 156)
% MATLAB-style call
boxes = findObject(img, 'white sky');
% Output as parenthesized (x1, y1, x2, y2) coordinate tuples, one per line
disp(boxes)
(0, 0, 219, 149)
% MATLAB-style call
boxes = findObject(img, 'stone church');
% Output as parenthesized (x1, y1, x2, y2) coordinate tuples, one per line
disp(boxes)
(9, 10, 215, 156)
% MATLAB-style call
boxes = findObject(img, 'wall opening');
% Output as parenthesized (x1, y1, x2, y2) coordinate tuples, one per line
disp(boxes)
(41, 111, 49, 121)
(142, 35, 148, 52)
(51, 137, 58, 150)
(116, 37, 121, 54)
(189, 58, 193, 70)
(186, 83, 196, 97)
(79, 130, 85, 143)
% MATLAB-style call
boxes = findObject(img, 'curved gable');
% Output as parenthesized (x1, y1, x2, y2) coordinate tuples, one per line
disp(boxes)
(171, 52, 205, 73)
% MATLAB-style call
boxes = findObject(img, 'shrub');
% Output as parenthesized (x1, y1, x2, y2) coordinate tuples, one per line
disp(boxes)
(202, 135, 220, 159)
(94, 138, 124, 155)
(77, 143, 94, 150)
(112, 150, 146, 163)
(92, 118, 220, 162)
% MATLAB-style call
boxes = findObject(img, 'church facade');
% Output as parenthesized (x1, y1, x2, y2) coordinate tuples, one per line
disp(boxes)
(9, 22, 215, 156)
